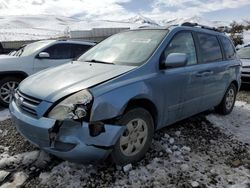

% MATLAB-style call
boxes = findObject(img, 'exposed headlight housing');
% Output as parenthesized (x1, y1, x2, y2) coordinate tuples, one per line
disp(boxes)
(48, 90, 93, 121)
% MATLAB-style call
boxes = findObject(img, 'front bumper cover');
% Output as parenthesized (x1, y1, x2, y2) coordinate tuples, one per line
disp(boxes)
(9, 100, 125, 163)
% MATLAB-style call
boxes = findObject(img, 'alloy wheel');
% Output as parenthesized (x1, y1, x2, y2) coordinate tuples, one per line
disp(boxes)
(120, 118, 148, 157)
(0, 81, 19, 104)
(225, 88, 235, 110)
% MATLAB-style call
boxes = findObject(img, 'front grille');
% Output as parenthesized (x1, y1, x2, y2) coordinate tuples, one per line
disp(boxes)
(242, 72, 250, 75)
(14, 90, 42, 117)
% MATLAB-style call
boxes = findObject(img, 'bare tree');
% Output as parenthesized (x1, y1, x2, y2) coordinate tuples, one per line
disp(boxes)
(229, 21, 244, 46)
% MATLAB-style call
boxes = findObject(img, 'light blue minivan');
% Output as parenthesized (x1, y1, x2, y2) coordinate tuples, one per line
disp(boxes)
(10, 23, 241, 165)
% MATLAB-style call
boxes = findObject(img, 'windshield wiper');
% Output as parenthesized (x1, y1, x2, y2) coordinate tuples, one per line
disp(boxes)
(86, 59, 114, 65)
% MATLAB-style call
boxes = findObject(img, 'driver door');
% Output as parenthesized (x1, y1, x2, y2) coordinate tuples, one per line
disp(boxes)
(161, 31, 204, 125)
(33, 43, 73, 73)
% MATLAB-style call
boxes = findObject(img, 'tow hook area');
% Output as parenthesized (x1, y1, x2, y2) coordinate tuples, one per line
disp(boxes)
(48, 121, 63, 147)
(89, 122, 105, 137)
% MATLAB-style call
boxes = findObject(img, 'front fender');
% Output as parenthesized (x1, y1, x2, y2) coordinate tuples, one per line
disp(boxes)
(89, 81, 153, 122)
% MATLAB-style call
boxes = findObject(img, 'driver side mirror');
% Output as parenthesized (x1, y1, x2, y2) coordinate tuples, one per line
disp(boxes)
(163, 53, 188, 68)
(38, 52, 50, 59)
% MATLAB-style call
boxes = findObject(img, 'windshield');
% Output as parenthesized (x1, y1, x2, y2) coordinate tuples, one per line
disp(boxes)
(237, 47, 250, 59)
(14, 40, 54, 57)
(78, 29, 168, 66)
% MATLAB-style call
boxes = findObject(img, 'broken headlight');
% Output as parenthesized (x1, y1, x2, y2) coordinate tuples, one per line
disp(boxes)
(48, 90, 93, 121)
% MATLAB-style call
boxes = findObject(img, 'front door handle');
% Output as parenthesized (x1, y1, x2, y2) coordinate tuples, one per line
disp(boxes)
(195, 70, 214, 77)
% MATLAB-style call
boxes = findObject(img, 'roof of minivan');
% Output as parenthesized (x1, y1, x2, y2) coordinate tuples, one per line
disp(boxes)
(133, 25, 226, 36)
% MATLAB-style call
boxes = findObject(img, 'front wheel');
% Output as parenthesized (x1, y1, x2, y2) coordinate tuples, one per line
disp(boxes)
(0, 77, 21, 107)
(215, 83, 237, 115)
(111, 108, 154, 166)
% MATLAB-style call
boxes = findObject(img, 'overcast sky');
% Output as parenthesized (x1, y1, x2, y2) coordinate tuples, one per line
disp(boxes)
(0, 0, 250, 21)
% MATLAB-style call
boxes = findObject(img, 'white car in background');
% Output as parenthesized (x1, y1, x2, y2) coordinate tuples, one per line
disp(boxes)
(237, 46, 250, 84)
(0, 40, 95, 106)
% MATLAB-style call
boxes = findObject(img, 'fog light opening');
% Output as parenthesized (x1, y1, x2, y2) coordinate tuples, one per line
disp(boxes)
(89, 122, 105, 137)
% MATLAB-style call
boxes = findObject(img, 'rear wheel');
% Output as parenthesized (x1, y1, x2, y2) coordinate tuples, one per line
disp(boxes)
(111, 108, 154, 165)
(0, 77, 21, 107)
(215, 83, 237, 115)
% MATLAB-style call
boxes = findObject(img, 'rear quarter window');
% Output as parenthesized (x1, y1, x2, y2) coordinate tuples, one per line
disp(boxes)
(220, 36, 236, 60)
(71, 44, 92, 59)
(197, 33, 223, 63)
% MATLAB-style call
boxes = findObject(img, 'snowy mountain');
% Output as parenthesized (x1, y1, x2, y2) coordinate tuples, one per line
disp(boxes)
(0, 0, 243, 43)
(0, 15, 78, 41)
(0, 14, 160, 42)
(121, 15, 159, 26)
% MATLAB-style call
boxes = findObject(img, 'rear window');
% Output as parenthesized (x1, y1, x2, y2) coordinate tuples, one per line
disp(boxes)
(197, 33, 223, 63)
(220, 36, 236, 60)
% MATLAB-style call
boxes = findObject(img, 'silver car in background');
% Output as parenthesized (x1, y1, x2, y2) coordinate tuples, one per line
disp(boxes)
(237, 46, 250, 84)
(0, 40, 95, 106)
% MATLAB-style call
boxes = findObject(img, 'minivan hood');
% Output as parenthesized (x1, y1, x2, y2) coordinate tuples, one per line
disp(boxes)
(0, 55, 13, 59)
(19, 61, 136, 102)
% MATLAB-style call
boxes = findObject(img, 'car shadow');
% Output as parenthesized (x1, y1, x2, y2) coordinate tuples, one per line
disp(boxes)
(240, 84, 250, 91)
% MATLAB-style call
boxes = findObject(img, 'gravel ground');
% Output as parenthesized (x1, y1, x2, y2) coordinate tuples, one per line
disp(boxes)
(23, 115, 250, 188)
(237, 85, 250, 103)
(0, 119, 36, 155)
(0, 89, 250, 187)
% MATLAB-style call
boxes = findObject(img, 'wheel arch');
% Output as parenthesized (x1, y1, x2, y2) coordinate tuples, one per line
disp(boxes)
(0, 71, 28, 80)
(123, 98, 158, 130)
(231, 80, 239, 91)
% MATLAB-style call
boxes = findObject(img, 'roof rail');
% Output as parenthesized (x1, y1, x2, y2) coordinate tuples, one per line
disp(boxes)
(181, 22, 221, 32)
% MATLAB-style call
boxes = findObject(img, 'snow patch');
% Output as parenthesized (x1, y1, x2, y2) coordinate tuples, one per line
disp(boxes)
(206, 101, 250, 144)
(0, 170, 10, 182)
(0, 109, 10, 122)
(0, 172, 28, 188)
(0, 150, 50, 169)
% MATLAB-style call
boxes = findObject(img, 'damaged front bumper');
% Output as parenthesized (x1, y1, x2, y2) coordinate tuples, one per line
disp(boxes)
(9, 100, 125, 163)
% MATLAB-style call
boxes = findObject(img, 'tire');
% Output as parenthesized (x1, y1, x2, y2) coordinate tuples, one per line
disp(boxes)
(0, 77, 22, 107)
(111, 108, 154, 166)
(215, 83, 237, 115)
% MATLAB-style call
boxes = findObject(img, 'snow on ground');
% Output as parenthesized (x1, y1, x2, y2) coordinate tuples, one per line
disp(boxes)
(0, 109, 10, 122)
(207, 101, 250, 144)
(243, 30, 250, 46)
(0, 91, 250, 187)
(0, 172, 28, 188)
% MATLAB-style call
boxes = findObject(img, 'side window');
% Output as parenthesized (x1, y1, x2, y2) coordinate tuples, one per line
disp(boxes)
(44, 43, 72, 59)
(220, 36, 236, 60)
(197, 33, 223, 63)
(163, 32, 197, 65)
(71, 44, 92, 59)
